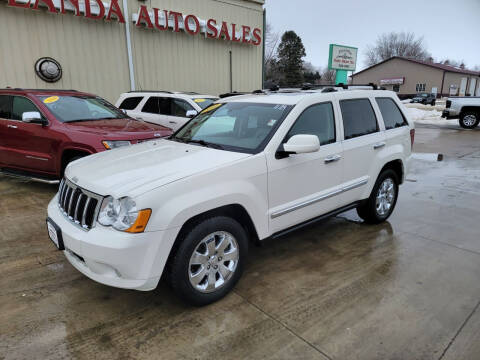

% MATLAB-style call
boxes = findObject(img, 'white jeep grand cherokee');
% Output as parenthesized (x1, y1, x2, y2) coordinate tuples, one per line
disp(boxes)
(46, 89, 414, 305)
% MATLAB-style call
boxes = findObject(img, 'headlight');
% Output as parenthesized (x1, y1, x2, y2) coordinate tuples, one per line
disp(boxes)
(98, 196, 151, 233)
(102, 140, 131, 150)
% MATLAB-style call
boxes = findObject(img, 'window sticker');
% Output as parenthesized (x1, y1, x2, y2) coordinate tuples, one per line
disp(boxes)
(194, 98, 206, 103)
(201, 103, 222, 113)
(267, 119, 277, 127)
(43, 96, 59, 104)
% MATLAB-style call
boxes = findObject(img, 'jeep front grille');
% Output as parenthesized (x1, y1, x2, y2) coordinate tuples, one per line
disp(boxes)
(57, 178, 102, 230)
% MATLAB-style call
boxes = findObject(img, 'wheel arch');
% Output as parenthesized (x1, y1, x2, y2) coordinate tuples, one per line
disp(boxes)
(164, 203, 259, 279)
(460, 106, 480, 116)
(379, 159, 404, 184)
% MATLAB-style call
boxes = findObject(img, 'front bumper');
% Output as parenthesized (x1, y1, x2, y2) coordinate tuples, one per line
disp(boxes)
(442, 110, 458, 119)
(47, 195, 180, 291)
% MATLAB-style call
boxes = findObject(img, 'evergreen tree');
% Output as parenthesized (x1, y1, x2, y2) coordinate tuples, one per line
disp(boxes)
(277, 31, 306, 87)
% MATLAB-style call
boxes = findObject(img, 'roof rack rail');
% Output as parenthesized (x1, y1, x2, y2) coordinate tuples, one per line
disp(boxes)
(336, 83, 380, 90)
(179, 91, 199, 95)
(219, 91, 248, 98)
(127, 90, 174, 94)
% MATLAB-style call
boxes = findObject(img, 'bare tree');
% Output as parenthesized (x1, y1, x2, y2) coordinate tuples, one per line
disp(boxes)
(365, 32, 431, 66)
(264, 22, 280, 64)
(320, 67, 336, 84)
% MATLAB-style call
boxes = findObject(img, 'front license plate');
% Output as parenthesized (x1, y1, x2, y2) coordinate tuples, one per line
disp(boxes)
(46, 218, 64, 250)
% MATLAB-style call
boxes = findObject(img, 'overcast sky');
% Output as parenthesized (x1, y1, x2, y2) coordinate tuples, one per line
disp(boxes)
(265, 0, 480, 71)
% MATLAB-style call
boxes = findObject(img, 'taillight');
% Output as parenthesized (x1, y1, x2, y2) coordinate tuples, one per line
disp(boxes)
(410, 129, 415, 149)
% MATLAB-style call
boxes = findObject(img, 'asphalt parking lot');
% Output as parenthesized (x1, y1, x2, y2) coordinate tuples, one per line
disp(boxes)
(1, 124, 480, 360)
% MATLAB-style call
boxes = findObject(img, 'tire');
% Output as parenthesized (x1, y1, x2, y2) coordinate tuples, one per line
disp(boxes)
(459, 112, 479, 129)
(356, 169, 399, 224)
(168, 216, 248, 306)
(431, 100, 436, 106)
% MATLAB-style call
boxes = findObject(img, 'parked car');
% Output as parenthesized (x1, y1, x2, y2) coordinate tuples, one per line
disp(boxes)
(411, 93, 436, 105)
(0, 89, 172, 182)
(47, 89, 414, 305)
(442, 96, 480, 129)
(116, 91, 219, 131)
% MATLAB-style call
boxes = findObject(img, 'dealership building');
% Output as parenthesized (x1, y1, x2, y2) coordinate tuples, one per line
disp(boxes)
(351, 56, 480, 98)
(0, 0, 265, 102)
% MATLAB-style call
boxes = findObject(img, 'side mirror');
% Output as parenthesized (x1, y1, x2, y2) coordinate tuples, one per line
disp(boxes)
(22, 111, 46, 125)
(186, 110, 198, 118)
(282, 134, 320, 155)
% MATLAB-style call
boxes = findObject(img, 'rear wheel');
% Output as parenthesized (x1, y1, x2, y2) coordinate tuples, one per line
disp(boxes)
(459, 112, 479, 129)
(168, 216, 248, 306)
(357, 169, 399, 224)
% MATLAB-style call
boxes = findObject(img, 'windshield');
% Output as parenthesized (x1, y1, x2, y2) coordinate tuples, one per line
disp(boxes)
(192, 98, 218, 110)
(36, 95, 126, 123)
(419, 93, 428, 97)
(172, 102, 292, 153)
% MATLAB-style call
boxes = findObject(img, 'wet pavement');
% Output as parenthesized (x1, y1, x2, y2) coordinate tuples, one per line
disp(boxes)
(1, 125, 480, 360)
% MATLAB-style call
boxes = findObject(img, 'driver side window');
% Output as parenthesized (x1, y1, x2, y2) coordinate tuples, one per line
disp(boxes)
(11, 96, 44, 121)
(286, 102, 336, 145)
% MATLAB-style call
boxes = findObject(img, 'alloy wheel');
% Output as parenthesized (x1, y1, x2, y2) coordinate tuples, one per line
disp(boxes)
(376, 178, 396, 216)
(463, 114, 477, 127)
(188, 231, 239, 293)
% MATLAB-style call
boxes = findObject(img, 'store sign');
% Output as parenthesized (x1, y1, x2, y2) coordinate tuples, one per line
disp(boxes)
(5, 0, 262, 46)
(380, 77, 405, 85)
(133, 5, 262, 46)
(6, 0, 125, 22)
(328, 44, 358, 71)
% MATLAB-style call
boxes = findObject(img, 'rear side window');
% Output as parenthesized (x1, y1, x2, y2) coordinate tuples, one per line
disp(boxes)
(340, 99, 378, 140)
(11, 96, 43, 121)
(375, 98, 408, 129)
(287, 102, 336, 145)
(172, 99, 194, 117)
(119, 96, 143, 110)
(142, 97, 160, 114)
(0, 95, 12, 119)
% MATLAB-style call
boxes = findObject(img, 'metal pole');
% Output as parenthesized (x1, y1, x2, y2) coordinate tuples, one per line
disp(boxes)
(122, 0, 135, 91)
(229, 50, 233, 92)
(262, 8, 266, 89)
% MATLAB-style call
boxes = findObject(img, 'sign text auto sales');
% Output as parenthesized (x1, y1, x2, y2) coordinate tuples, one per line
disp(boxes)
(6, 0, 262, 46)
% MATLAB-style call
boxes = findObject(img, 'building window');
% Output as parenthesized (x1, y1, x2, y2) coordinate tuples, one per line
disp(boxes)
(393, 84, 400, 92)
(415, 83, 426, 92)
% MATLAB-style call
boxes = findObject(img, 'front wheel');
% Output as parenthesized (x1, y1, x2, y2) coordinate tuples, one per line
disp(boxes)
(459, 112, 479, 129)
(168, 216, 248, 306)
(357, 169, 399, 224)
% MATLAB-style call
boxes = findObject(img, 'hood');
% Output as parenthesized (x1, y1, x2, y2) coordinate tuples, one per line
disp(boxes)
(65, 139, 250, 197)
(64, 118, 171, 138)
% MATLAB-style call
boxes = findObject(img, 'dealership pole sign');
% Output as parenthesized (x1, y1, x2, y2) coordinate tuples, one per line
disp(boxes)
(328, 44, 358, 85)
(5, 0, 262, 46)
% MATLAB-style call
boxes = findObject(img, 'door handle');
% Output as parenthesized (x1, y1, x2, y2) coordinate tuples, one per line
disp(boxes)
(7, 124, 17, 129)
(135, 117, 143, 120)
(324, 154, 342, 164)
(373, 142, 386, 149)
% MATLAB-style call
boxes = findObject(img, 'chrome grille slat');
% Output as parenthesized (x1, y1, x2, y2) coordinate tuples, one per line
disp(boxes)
(57, 178, 103, 231)
(82, 198, 91, 228)
(63, 187, 71, 210)
(74, 193, 84, 223)
(67, 189, 76, 218)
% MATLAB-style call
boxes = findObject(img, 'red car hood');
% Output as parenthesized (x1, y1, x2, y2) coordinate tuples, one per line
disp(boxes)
(64, 118, 171, 138)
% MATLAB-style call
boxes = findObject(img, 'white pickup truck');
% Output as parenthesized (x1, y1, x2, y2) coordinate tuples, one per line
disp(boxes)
(442, 97, 480, 129)
(46, 89, 414, 305)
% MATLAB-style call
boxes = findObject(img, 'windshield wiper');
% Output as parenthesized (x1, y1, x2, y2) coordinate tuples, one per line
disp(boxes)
(186, 139, 224, 149)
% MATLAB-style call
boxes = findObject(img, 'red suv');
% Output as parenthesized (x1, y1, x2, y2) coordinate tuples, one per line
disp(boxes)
(0, 89, 172, 182)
